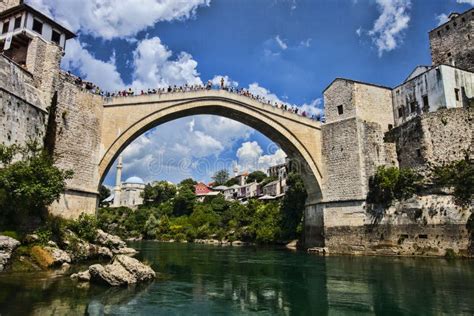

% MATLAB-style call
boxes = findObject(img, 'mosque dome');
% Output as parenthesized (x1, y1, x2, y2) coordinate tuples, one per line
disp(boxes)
(124, 176, 144, 184)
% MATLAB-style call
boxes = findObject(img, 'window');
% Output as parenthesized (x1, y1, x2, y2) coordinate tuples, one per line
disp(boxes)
(2, 21, 9, 34)
(422, 95, 429, 109)
(337, 105, 344, 115)
(398, 107, 403, 118)
(446, 25, 450, 31)
(416, 149, 422, 158)
(410, 102, 417, 113)
(447, 52, 451, 57)
(32, 19, 43, 34)
(51, 30, 61, 45)
(14, 16, 21, 29)
(437, 30, 441, 36)
(388, 124, 393, 130)
(454, 88, 460, 101)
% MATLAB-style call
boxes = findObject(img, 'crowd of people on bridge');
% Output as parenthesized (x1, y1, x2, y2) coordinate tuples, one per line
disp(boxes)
(64, 71, 323, 121)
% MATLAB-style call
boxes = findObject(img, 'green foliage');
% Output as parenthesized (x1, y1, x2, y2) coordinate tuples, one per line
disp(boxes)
(224, 177, 239, 186)
(432, 158, 473, 206)
(280, 173, 307, 240)
(367, 166, 422, 209)
(212, 169, 229, 186)
(173, 185, 196, 216)
(252, 202, 281, 243)
(67, 213, 98, 242)
(179, 178, 197, 188)
(0, 143, 73, 228)
(98, 185, 111, 207)
(246, 171, 267, 184)
(142, 181, 177, 206)
(260, 176, 278, 187)
(0, 230, 20, 240)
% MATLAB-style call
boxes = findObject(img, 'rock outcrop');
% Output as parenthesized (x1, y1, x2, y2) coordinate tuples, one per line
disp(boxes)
(75, 255, 155, 286)
(0, 235, 21, 271)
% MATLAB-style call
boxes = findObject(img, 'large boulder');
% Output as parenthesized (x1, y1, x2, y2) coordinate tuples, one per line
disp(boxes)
(83, 255, 155, 286)
(95, 229, 126, 249)
(44, 247, 71, 265)
(0, 235, 21, 271)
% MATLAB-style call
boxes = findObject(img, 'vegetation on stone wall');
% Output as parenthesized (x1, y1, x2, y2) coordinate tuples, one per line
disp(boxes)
(97, 172, 307, 244)
(367, 166, 422, 211)
(0, 143, 73, 229)
(432, 156, 473, 206)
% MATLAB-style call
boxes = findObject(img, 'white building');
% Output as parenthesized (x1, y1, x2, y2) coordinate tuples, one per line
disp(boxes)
(392, 64, 474, 126)
(110, 156, 145, 208)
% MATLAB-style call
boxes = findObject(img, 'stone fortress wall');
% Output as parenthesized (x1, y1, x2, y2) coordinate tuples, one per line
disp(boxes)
(310, 8, 474, 256)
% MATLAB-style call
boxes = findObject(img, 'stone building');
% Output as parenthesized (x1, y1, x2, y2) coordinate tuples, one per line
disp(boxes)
(111, 156, 145, 208)
(429, 9, 474, 72)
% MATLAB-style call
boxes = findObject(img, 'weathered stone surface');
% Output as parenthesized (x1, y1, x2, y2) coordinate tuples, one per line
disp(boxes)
(44, 247, 72, 265)
(89, 262, 136, 286)
(95, 229, 126, 249)
(0, 235, 21, 271)
(112, 247, 137, 255)
(71, 270, 91, 282)
(113, 255, 155, 282)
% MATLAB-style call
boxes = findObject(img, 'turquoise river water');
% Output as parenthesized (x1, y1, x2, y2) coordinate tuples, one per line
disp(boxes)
(0, 241, 473, 315)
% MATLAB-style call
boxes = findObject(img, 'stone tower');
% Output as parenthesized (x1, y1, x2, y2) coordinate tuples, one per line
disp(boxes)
(429, 9, 474, 72)
(113, 156, 123, 207)
(0, 0, 22, 12)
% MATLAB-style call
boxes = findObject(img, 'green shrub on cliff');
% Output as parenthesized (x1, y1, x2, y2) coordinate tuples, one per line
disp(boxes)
(432, 157, 473, 206)
(367, 166, 422, 210)
(0, 143, 73, 229)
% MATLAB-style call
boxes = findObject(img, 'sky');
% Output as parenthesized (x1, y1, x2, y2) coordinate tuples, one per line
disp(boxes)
(26, 0, 474, 186)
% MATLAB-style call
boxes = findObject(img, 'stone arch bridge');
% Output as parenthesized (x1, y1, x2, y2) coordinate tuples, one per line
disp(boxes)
(99, 89, 324, 204)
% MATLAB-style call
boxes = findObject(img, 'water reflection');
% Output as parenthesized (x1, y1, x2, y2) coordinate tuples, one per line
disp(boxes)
(0, 242, 473, 315)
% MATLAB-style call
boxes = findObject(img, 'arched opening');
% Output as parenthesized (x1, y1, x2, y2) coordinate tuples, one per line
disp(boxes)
(99, 95, 323, 205)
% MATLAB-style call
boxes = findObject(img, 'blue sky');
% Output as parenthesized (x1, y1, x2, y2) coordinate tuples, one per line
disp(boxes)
(27, 0, 473, 186)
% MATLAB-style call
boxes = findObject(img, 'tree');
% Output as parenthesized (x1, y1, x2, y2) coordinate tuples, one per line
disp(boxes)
(246, 170, 267, 183)
(142, 181, 177, 205)
(98, 185, 111, 207)
(212, 169, 229, 186)
(0, 143, 73, 228)
(280, 173, 307, 240)
(224, 177, 239, 186)
(179, 178, 197, 189)
(173, 185, 196, 216)
(432, 157, 473, 206)
(252, 202, 281, 243)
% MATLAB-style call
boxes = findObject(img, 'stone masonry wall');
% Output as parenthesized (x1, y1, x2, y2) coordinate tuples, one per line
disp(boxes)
(324, 79, 355, 123)
(353, 83, 394, 132)
(0, 55, 46, 147)
(321, 118, 365, 201)
(385, 107, 473, 172)
(321, 195, 471, 257)
(49, 74, 104, 219)
(429, 9, 474, 72)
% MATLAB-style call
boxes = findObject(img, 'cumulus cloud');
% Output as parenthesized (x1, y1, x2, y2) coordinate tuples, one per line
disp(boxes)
(131, 37, 202, 89)
(457, 0, 474, 5)
(210, 75, 239, 88)
(61, 39, 125, 91)
(368, 0, 411, 56)
(234, 141, 286, 173)
(436, 13, 449, 26)
(299, 98, 324, 118)
(26, 0, 211, 40)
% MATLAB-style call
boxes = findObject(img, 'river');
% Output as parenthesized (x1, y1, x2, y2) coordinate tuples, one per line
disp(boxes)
(0, 241, 473, 315)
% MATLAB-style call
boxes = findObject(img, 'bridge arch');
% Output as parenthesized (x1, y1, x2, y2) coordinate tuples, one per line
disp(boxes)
(99, 90, 324, 204)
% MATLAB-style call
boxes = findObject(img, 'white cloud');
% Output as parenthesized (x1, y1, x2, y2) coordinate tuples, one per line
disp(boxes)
(248, 83, 284, 104)
(356, 27, 363, 37)
(26, 0, 211, 40)
(457, 0, 474, 5)
(61, 39, 125, 91)
(299, 38, 312, 47)
(275, 35, 288, 50)
(368, 0, 411, 56)
(234, 141, 286, 173)
(436, 13, 449, 26)
(131, 37, 202, 89)
(299, 98, 324, 118)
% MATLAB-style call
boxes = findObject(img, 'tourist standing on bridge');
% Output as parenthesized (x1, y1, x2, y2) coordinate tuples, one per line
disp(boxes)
(220, 77, 225, 89)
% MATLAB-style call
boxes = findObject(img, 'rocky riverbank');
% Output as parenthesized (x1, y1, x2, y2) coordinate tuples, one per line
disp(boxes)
(0, 229, 155, 287)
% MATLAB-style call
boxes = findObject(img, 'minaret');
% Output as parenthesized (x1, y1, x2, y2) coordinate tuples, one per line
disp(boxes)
(113, 155, 123, 207)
